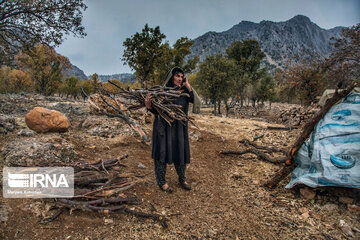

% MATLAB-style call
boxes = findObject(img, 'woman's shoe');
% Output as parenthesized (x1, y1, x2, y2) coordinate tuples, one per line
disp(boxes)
(159, 184, 173, 193)
(180, 182, 191, 190)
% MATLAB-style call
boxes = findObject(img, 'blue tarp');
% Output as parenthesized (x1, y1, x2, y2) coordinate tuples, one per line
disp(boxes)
(286, 91, 360, 188)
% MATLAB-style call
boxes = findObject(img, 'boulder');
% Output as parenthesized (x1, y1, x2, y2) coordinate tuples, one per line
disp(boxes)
(25, 107, 70, 133)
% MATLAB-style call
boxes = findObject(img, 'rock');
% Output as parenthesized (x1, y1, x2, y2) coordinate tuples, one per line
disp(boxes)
(17, 129, 35, 137)
(137, 163, 146, 169)
(298, 207, 309, 214)
(0, 114, 17, 135)
(301, 212, 310, 220)
(2, 137, 77, 166)
(190, 131, 201, 141)
(231, 172, 242, 180)
(252, 180, 260, 185)
(208, 229, 217, 238)
(104, 218, 114, 224)
(300, 187, 316, 200)
(322, 203, 339, 212)
(338, 196, 354, 205)
(339, 220, 354, 237)
(25, 107, 70, 133)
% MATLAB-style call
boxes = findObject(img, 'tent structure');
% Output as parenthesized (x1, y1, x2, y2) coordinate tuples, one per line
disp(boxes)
(286, 88, 360, 188)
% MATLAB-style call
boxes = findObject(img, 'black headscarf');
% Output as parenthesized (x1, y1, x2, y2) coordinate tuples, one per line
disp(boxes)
(163, 66, 201, 114)
(165, 67, 185, 88)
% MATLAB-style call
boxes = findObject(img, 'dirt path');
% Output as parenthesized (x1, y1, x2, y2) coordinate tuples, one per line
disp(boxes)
(1, 103, 359, 239)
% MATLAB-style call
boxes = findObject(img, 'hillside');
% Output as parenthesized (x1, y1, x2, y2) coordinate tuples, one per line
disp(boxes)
(186, 15, 344, 71)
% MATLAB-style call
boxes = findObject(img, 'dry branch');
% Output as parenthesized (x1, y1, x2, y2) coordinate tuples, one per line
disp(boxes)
(220, 138, 287, 164)
(81, 82, 150, 143)
(239, 139, 288, 156)
(267, 126, 297, 131)
(220, 149, 286, 164)
(265, 82, 357, 188)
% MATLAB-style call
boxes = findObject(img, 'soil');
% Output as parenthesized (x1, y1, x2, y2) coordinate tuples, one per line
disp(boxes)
(0, 95, 359, 240)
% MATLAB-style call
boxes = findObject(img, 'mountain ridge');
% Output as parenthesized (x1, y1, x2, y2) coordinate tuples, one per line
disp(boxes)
(186, 15, 345, 71)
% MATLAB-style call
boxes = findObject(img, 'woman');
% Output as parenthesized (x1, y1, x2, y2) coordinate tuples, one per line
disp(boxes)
(145, 67, 195, 193)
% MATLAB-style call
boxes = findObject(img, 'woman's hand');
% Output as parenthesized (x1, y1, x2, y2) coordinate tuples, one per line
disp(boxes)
(145, 93, 152, 109)
(183, 77, 192, 92)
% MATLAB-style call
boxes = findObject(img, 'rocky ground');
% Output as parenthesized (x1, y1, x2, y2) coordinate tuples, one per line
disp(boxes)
(0, 93, 359, 239)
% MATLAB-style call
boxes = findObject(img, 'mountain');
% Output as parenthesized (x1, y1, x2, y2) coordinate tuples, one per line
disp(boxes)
(64, 64, 88, 80)
(64, 64, 136, 83)
(186, 15, 344, 71)
(96, 73, 136, 83)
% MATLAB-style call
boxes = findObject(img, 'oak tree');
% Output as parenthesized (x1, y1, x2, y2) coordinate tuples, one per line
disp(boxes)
(0, 0, 87, 65)
(16, 44, 71, 95)
(122, 24, 166, 88)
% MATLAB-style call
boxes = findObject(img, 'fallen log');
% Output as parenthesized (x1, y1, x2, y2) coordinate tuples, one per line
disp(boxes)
(265, 82, 357, 188)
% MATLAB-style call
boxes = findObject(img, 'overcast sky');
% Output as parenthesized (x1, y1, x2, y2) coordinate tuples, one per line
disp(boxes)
(56, 0, 360, 76)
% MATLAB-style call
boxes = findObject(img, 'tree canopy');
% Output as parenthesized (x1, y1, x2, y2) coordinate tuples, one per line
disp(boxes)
(122, 24, 198, 88)
(122, 24, 166, 88)
(194, 54, 236, 113)
(16, 44, 71, 95)
(0, 0, 87, 65)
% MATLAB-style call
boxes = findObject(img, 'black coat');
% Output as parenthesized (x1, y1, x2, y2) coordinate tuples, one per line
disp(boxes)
(150, 87, 194, 165)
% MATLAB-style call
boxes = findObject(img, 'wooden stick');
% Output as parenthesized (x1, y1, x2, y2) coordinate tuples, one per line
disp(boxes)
(220, 149, 286, 164)
(239, 139, 288, 156)
(267, 126, 298, 130)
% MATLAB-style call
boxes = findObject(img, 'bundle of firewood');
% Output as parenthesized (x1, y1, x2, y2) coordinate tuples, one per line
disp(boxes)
(104, 81, 195, 126)
(82, 80, 196, 143)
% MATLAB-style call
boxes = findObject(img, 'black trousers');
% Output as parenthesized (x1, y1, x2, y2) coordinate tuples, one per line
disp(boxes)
(154, 160, 186, 187)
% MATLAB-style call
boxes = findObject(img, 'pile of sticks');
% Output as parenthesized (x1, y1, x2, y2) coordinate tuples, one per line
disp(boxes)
(41, 154, 169, 227)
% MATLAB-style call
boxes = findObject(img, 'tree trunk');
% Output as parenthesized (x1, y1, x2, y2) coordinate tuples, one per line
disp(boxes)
(225, 102, 230, 117)
(217, 100, 221, 115)
(213, 99, 216, 115)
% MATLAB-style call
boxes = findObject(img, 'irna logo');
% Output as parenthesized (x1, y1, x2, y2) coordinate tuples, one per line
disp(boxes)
(8, 173, 69, 188)
(3, 167, 74, 198)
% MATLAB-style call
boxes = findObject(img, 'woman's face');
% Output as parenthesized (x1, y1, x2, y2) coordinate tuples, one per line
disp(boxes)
(173, 72, 184, 86)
